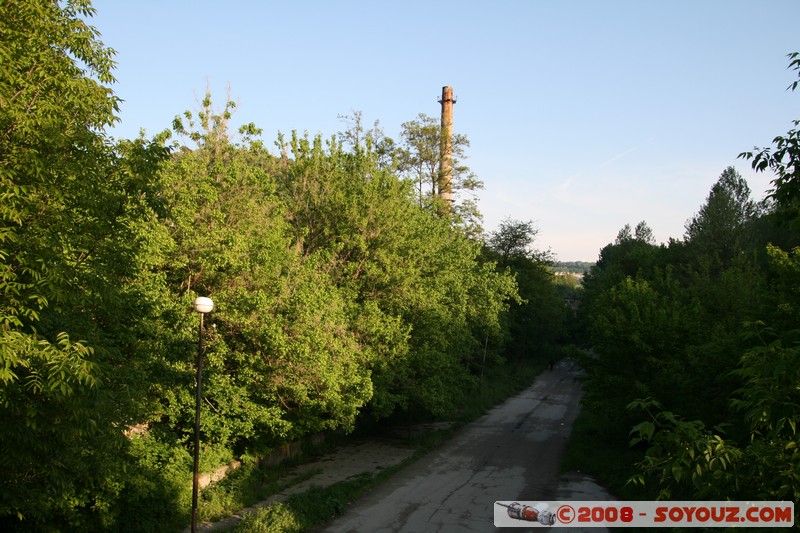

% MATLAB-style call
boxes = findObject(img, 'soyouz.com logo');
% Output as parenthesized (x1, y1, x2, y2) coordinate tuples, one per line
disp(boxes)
(493, 500, 794, 527)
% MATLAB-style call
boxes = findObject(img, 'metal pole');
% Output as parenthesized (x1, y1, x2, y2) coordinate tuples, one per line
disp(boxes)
(191, 312, 204, 532)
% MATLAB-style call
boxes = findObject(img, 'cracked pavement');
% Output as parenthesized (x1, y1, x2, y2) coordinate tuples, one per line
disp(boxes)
(313, 360, 614, 532)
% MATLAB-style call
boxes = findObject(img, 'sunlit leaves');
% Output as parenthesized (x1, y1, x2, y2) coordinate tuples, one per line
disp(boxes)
(0, 1, 174, 526)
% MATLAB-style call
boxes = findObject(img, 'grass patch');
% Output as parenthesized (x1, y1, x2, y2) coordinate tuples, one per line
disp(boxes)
(231, 473, 375, 533)
(232, 445, 433, 533)
(198, 459, 324, 523)
(231, 432, 462, 533)
(192, 420, 455, 530)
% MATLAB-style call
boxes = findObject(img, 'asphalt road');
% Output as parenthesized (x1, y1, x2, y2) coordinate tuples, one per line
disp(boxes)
(314, 360, 599, 532)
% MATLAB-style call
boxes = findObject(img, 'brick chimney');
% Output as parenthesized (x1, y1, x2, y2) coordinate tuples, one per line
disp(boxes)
(438, 86, 456, 214)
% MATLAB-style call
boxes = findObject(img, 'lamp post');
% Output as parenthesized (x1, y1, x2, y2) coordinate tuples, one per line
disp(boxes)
(191, 296, 213, 533)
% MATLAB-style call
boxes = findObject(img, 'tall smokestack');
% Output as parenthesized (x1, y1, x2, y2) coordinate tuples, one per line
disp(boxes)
(438, 86, 456, 214)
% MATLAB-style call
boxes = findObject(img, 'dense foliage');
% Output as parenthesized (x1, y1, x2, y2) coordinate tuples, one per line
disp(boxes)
(485, 219, 567, 361)
(576, 53, 800, 509)
(1, 1, 172, 528)
(0, 2, 567, 529)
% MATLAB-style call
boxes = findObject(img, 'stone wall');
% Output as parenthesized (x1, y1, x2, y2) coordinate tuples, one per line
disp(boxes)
(199, 430, 330, 489)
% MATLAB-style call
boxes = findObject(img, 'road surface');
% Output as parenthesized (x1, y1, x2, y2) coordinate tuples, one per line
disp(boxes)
(314, 359, 609, 532)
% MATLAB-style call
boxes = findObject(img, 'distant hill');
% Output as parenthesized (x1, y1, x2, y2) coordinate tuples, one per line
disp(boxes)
(553, 261, 595, 275)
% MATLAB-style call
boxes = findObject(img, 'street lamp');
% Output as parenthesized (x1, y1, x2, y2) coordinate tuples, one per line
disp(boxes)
(191, 296, 213, 533)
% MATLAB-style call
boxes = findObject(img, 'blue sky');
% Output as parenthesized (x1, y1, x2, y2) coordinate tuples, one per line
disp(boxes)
(91, 0, 799, 261)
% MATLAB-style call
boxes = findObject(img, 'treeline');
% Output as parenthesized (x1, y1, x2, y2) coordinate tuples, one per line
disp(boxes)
(576, 55, 800, 507)
(553, 261, 595, 275)
(0, 2, 566, 530)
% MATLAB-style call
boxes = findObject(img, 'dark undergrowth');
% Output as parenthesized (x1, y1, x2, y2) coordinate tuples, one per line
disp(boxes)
(560, 402, 651, 501)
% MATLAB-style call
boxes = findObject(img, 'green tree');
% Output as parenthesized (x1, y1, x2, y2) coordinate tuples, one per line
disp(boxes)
(274, 129, 516, 420)
(484, 219, 563, 362)
(396, 113, 444, 204)
(584, 271, 693, 424)
(395, 113, 484, 236)
(486, 218, 540, 263)
(685, 166, 757, 268)
(0, 0, 171, 527)
(153, 98, 519, 450)
(629, 249, 800, 504)
(152, 98, 381, 456)
(580, 221, 662, 317)
(336, 110, 396, 169)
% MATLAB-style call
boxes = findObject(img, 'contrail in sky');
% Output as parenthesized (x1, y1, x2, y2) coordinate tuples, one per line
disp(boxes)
(559, 139, 650, 190)
(595, 141, 648, 170)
